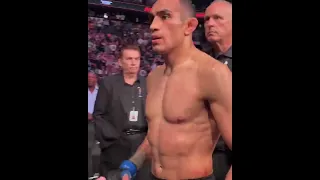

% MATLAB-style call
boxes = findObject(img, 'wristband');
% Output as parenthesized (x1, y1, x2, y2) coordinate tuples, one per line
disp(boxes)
(119, 160, 137, 177)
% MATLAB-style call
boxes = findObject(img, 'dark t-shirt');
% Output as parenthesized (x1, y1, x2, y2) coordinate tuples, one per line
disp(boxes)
(209, 46, 232, 72)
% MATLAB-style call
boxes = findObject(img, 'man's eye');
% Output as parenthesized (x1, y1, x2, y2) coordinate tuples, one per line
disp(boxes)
(213, 15, 222, 20)
(161, 14, 170, 20)
(148, 15, 154, 23)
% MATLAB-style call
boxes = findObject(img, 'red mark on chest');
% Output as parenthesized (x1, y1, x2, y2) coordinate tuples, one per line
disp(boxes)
(191, 169, 212, 178)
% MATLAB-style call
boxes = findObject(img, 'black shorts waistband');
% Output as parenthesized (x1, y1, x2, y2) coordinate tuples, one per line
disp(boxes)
(151, 173, 215, 180)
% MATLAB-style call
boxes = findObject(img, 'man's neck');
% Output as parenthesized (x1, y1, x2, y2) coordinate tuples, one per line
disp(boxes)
(88, 86, 96, 92)
(163, 39, 195, 74)
(123, 73, 138, 85)
(213, 37, 232, 54)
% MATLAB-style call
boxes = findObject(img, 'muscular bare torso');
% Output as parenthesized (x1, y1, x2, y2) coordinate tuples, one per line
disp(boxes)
(146, 51, 222, 180)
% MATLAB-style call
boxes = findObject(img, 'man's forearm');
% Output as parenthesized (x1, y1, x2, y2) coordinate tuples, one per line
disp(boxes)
(225, 166, 232, 180)
(129, 138, 151, 169)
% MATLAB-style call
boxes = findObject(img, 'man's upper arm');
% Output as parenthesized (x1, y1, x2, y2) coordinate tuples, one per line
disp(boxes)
(146, 66, 160, 92)
(146, 75, 153, 93)
(93, 77, 120, 144)
(143, 66, 159, 147)
(207, 64, 232, 150)
(93, 77, 110, 119)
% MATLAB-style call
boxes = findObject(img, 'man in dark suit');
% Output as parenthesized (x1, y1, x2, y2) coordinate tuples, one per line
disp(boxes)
(204, 0, 232, 71)
(88, 71, 99, 178)
(93, 44, 149, 180)
(204, 1, 232, 180)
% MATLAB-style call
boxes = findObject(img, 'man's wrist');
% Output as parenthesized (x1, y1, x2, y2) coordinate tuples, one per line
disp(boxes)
(120, 160, 138, 177)
(128, 150, 146, 169)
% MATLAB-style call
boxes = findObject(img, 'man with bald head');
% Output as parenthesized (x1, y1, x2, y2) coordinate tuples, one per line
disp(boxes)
(204, 2, 232, 180)
(106, 0, 232, 179)
(204, 0, 232, 70)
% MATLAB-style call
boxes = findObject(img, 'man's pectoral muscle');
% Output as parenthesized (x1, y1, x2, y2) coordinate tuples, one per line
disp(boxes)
(129, 138, 151, 169)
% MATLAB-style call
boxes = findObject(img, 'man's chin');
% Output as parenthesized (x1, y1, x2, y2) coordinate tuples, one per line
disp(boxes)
(208, 37, 221, 43)
(127, 70, 138, 74)
(152, 46, 166, 54)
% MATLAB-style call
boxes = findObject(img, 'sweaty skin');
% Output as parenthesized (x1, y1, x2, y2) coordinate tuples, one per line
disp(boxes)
(143, 49, 232, 180)
(123, 0, 232, 179)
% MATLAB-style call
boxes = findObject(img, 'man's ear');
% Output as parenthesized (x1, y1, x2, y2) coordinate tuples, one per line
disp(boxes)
(118, 58, 122, 67)
(184, 17, 199, 36)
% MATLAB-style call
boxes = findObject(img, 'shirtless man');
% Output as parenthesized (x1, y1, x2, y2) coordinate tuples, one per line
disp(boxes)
(113, 0, 232, 179)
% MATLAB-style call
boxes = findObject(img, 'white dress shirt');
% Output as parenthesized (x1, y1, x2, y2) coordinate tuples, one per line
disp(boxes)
(88, 86, 99, 114)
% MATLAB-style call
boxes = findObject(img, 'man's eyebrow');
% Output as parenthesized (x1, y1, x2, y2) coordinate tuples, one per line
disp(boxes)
(158, 9, 172, 14)
(204, 13, 222, 19)
(151, 9, 172, 16)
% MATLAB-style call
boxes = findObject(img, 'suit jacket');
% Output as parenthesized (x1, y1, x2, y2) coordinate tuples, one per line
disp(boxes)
(204, 45, 232, 71)
(93, 74, 147, 172)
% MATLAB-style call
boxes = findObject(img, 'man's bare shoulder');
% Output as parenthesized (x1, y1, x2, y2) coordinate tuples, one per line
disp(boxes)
(193, 51, 231, 95)
(193, 50, 222, 70)
(193, 50, 230, 77)
(147, 65, 165, 81)
(147, 65, 165, 90)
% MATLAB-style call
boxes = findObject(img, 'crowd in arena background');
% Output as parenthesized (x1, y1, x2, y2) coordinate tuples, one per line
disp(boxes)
(88, 8, 205, 79)
(88, 10, 164, 79)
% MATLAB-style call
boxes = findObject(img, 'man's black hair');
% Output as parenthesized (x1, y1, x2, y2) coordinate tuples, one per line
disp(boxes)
(180, 0, 196, 19)
(88, 70, 97, 77)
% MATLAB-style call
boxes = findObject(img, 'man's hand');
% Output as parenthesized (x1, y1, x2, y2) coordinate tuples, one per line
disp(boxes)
(95, 174, 130, 180)
(96, 176, 106, 180)
(122, 174, 130, 180)
(225, 167, 232, 180)
(88, 113, 93, 121)
(225, 174, 232, 180)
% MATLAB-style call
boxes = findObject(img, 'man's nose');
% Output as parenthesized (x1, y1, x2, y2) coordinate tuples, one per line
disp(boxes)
(150, 17, 160, 32)
(205, 18, 215, 28)
(130, 60, 136, 65)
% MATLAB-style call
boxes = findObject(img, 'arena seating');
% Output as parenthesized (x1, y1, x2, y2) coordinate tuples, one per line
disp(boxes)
(88, 13, 164, 79)
(88, 9, 204, 79)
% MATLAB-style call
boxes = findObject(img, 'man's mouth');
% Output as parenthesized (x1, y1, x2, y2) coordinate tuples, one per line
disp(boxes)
(208, 31, 217, 35)
(152, 35, 161, 40)
(152, 36, 162, 44)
